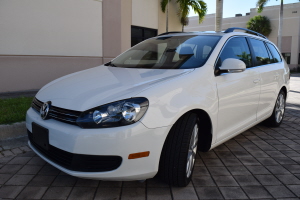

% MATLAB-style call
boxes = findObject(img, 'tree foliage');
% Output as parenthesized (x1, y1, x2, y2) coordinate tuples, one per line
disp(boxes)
(160, 0, 207, 31)
(256, 0, 270, 13)
(177, 0, 207, 30)
(256, 0, 283, 51)
(247, 15, 272, 37)
(161, 0, 170, 13)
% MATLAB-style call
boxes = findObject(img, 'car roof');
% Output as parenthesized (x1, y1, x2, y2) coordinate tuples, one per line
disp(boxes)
(157, 31, 225, 37)
(157, 27, 268, 41)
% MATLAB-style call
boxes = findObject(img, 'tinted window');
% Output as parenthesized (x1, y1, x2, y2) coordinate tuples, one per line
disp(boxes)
(110, 35, 221, 69)
(249, 38, 271, 66)
(217, 37, 252, 68)
(282, 53, 291, 64)
(266, 44, 274, 61)
(131, 26, 157, 47)
(266, 43, 282, 63)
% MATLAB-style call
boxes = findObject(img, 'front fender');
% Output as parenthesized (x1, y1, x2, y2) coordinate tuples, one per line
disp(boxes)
(137, 66, 219, 144)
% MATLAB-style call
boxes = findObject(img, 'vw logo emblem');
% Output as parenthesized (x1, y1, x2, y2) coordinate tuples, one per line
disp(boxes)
(40, 102, 51, 120)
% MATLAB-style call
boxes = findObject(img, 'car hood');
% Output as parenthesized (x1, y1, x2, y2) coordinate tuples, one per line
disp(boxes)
(36, 65, 193, 111)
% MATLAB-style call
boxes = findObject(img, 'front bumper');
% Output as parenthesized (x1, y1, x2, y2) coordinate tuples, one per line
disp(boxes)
(26, 108, 171, 180)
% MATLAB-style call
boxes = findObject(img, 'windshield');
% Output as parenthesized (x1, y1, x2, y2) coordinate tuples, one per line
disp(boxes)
(108, 35, 221, 69)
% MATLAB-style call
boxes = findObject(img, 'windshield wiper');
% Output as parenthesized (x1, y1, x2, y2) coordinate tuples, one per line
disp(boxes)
(104, 61, 118, 67)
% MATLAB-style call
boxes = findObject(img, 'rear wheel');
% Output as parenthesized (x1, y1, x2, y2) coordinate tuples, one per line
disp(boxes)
(265, 90, 286, 127)
(158, 113, 199, 187)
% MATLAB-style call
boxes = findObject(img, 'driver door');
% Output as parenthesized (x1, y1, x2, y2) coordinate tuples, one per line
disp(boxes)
(215, 37, 261, 143)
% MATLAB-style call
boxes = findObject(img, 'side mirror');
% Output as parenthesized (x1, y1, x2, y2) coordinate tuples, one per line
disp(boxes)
(219, 58, 246, 73)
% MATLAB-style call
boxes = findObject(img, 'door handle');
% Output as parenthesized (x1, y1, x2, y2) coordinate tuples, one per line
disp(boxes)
(253, 79, 260, 84)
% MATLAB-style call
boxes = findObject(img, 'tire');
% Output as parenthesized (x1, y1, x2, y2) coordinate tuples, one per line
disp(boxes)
(158, 112, 199, 187)
(264, 90, 286, 127)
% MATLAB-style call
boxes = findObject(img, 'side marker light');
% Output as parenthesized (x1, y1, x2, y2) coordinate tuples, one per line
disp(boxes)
(128, 151, 150, 159)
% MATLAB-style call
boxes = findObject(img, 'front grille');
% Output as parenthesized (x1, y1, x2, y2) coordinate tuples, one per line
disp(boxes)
(32, 97, 43, 112)
(28, 130, 123, 172)
(32, 98, 81, 125)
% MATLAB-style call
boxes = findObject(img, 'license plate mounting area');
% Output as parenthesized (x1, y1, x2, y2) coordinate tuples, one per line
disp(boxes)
(32, 122, 49, 151)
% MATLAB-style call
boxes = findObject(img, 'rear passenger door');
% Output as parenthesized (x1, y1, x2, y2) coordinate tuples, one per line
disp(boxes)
(215, 37, 261, 143)
(248, 38, 283, 120)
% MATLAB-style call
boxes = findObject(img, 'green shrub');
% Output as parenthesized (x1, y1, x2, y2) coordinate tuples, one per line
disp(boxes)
(0, 97, 33, 125)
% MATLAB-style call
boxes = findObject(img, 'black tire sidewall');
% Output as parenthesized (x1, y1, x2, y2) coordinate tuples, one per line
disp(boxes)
(158, 112, 199, 187)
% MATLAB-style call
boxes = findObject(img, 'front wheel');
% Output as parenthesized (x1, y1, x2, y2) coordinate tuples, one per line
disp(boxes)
(265, 90, 286, 127)
(158, 113, 199, 187)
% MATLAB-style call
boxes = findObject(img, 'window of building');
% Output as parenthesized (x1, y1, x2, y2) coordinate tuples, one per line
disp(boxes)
(266, 43, 282, 63)
(249, 38, 271, 66)
(217, 37, 252, 68)
(131, 26, 157, 47)
(282, 53, 291, 64)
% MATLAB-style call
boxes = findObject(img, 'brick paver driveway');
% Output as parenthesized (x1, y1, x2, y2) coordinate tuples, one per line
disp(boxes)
(1, 75, 300, 200)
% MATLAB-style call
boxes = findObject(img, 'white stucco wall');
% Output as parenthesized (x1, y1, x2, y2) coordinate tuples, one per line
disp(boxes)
(0, 0, 103, 57)
(185, 2, 300, 69)
(132, 0, 181, 33)
(157, 0, 182, 33)
(132, 0, 159, 29)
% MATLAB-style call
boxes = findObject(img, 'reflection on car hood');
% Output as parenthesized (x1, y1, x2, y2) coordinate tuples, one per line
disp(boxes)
(36, 65, 194, 111)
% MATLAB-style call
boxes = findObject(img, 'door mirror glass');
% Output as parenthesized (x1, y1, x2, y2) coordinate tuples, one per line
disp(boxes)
(219, 58, 246, 73)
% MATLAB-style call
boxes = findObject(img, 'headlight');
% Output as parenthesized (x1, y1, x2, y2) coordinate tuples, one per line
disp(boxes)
(76, 97, 149, 128)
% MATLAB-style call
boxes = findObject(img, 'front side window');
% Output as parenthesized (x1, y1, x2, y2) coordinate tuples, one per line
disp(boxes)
(217, 37, 252, 68)
(249, 38, 271, 66)
(266, 43, 282, 63)
(110, 35, 221, 69)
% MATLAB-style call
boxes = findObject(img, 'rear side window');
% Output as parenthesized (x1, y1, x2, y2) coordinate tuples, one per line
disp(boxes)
(249, 38, 271, 66)
(217, 37, 252, 68)
(266, 43, 282, 63)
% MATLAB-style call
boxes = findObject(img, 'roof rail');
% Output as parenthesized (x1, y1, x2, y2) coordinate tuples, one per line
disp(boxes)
(157, 31, 183, 36)
(224, 27, 267, 39)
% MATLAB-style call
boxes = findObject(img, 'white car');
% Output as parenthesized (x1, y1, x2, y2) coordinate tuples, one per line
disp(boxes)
(26, 27, 290, 186)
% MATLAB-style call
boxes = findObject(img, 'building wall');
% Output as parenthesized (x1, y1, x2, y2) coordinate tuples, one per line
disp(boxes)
(102, 0, 181, 62)
(0, 0, 103, 57)
(132, 0, 159, 29)
(102, 0, 131, 63)
(157, 1, 182, 34)
(185, 3, 300, 69)
(0, 0, 103, 93)
(132, 0, 182, 34)
(0, 0, 181, 93)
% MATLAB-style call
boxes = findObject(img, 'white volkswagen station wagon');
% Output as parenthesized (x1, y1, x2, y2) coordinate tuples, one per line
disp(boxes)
(26, 27, 290, 186)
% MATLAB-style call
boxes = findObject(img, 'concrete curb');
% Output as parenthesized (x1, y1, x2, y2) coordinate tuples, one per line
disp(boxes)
(0, 121, 27, 140)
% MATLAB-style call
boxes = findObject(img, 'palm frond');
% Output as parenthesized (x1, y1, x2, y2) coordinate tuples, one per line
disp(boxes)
(256, 0, 269, 13)
(161, 0, 169, 13)
(246, 15, 272, 36)
(176, 0, 207, 26)
(191, 0, 207, 23)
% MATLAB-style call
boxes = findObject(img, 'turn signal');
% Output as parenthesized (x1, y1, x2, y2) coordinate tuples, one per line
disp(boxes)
(128, 151, 150, 159)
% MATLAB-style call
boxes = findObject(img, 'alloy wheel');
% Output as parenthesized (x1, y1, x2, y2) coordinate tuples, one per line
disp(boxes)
(186, 124, 198, 178)
(275, 93, 285, 123)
